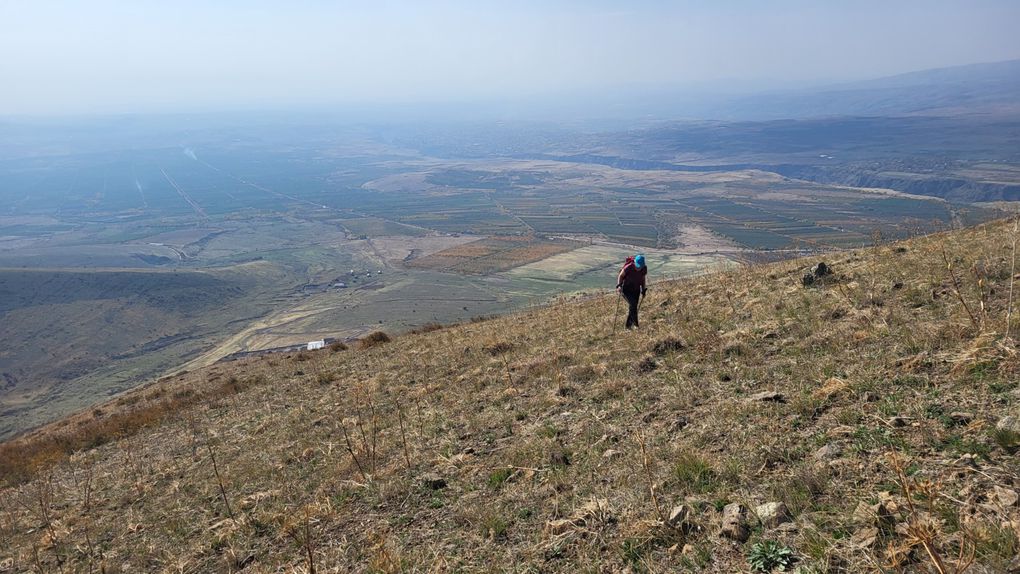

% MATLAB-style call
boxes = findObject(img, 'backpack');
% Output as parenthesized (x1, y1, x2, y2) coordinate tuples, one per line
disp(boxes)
(619, 256, 646, 291)
(620, 256, 638, 281)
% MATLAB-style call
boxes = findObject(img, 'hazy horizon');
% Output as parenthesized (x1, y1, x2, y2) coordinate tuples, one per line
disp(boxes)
(3, 0, 1020, 117)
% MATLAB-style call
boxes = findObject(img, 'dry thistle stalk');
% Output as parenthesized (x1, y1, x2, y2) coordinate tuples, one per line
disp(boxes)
(339, 419, 368, 481)
(941, 245, 981, 332)
(637, 433, 666, 525)
(206, 442, 236, 522)
(886, 453, 975, 574)
(396, 402, 412, 471)
(283, 507, 317, 574)
(1006, 216, 1019, 337)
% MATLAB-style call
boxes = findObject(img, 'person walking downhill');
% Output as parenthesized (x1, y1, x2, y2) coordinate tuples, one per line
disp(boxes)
(616, 254, 648, 330)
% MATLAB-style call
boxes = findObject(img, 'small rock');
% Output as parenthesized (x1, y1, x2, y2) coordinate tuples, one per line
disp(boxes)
(996, 415, 1020, 434)
(814, 444, 842, 462)
(755, 502, 792, 528)
(420, 473, 447, 490)
(802, 262, 832, 286)
(949, 412, 974, 425)
(720, 503, 750, 542)
(602, 449, 621, 459)
(994, 485, 1019, 508)
(853, 500, 895, 529)
(747, 391, 786, 403)
(668, 504, 694, 530)
(775, 521, 798, 533)
(851, 526, 880, 548)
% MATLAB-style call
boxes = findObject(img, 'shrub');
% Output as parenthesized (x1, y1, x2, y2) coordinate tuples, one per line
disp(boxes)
(410, 322, 443, 335)
(329, 340, 348, 352)
(482, 341, 513, 356)
(358, 331, 391, 349)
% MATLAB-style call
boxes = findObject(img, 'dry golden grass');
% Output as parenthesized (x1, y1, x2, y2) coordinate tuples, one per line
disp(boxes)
(2, 220, 1020, 572)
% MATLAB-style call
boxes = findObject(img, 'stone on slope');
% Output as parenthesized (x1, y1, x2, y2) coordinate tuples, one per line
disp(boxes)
(747, 391, 786, 403)
(996, 415, 1020, 434)
(755, 501, 792, 528)
(853, 500, 896, 529)
(802, 262, 832, 286)
(420, 473, 447, 490)
(667, 504, 695, 530)
(814, 444, 843, 462)
(994, 485, 1019, 508)
(720, 503, 750, 542)
(949, 411, 974, 425)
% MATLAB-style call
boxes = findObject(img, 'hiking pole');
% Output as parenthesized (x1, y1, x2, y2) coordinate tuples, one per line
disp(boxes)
(613, 290, 622, 334)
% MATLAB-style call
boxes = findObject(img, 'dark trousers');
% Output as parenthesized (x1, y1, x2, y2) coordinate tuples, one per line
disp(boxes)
(622, 288, 641, 329)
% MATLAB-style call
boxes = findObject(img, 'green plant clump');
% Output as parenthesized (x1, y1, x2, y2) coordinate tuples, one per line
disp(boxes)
(748, 540, 794, 572)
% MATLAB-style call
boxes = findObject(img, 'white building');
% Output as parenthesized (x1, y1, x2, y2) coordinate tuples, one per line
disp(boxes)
(307, 340, 326, 351)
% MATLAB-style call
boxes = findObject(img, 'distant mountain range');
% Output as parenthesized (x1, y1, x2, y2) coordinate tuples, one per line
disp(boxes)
(706, 59, 1020, 119)
(539, 59, 1020, 122)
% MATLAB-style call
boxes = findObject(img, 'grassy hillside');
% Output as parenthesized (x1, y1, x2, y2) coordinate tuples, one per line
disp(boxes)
(0, 264, 291, 439)
(2, 220, 1020, 572)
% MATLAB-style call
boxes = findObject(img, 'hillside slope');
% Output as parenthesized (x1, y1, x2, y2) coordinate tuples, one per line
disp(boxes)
(3, 220, 1020, 572)
(0, 263, 290, 439)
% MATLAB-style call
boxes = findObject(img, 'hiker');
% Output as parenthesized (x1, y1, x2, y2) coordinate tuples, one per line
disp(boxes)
(616, 254, 648, 329)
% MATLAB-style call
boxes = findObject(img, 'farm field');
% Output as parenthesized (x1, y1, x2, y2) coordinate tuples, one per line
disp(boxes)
(406, 236, 582, 275)
(503, 243, 735, 293)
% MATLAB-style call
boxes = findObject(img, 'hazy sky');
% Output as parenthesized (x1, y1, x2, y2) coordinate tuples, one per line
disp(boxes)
(2, 0, 1019, 115)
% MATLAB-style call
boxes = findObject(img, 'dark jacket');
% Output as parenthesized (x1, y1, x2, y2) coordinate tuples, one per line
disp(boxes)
(617, 262, 647, 293)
